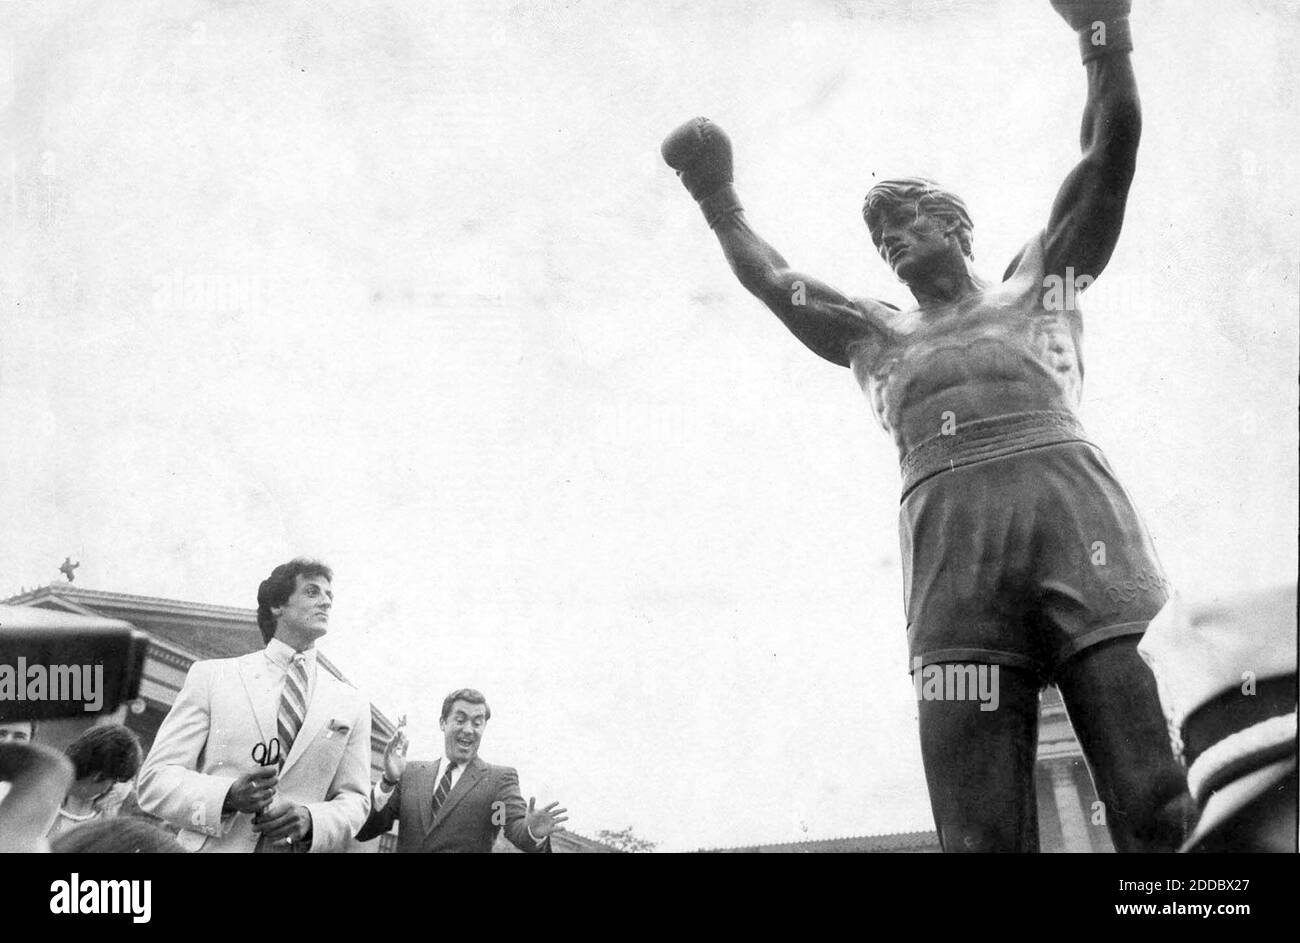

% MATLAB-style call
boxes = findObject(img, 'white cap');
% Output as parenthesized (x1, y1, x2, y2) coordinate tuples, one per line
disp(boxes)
(1139, 585, 1295, 736)
(1138, 584, 1297, 851)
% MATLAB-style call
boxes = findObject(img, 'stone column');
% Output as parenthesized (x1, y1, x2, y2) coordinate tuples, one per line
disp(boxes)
(1048, 759, 1092, 853)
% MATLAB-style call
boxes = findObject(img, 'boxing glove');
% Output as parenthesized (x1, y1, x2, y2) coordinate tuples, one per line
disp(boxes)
(661, 117, 744, 227)
(1050, 0, 1132, 63)
(662, 117, 734, 200)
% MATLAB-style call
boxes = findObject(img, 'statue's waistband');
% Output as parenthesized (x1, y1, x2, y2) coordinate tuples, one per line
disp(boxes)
(899, 410, 1092, 498)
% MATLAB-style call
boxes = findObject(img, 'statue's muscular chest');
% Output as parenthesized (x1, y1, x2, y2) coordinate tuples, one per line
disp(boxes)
(849, 270, 1084, 436)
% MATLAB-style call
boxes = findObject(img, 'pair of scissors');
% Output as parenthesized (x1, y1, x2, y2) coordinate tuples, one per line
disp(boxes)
(250, 737, 291, 849)
(251, 737, 282, 769)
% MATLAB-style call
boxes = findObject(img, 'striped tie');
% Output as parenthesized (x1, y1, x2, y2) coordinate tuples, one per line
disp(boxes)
(431, 762, 457, 817)
(276, 653, 309, 754)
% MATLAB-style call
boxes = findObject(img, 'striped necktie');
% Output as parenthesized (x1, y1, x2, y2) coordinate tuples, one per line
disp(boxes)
(431, 762, 457, 816)
(276, 653, 309, 754)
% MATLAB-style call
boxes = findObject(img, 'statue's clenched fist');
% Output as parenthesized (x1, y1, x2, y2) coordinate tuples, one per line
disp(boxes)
(661, 117, 734, 203)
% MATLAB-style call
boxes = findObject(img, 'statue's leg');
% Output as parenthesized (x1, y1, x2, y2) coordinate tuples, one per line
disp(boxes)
(1055, 636, 1196, 852)
(917, 661, 1042, 852)
(899, 436, 1066, 851)
(1023, 440, 1193, 849)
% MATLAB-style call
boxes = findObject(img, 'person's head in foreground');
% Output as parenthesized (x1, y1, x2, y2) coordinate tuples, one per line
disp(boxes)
(64, 724, 144, 805)
(50, 816, 186, 853)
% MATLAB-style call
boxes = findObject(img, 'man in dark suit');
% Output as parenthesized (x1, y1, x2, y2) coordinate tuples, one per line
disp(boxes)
(356, 688, 566, 853)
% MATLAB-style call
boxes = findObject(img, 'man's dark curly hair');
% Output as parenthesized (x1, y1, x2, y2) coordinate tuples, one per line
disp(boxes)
(65, 724, 143, 783)
(256, 558, 334, 644)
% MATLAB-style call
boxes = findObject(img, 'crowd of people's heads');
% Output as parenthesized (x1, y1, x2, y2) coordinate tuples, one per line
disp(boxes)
(0, 720, 178, 852)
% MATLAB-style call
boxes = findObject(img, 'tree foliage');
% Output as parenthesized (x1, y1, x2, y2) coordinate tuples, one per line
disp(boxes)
(595, 826, 657, 853)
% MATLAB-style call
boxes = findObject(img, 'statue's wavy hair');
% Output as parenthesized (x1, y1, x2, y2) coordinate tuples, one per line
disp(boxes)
(862, 177, 974, 260)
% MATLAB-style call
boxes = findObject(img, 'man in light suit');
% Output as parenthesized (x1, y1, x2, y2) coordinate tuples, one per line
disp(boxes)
(137, 558, 372, 852)
(356, 688, 566, 853)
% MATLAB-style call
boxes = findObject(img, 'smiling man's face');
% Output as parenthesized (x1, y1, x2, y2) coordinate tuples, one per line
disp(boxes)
(441, 699, 488, 765)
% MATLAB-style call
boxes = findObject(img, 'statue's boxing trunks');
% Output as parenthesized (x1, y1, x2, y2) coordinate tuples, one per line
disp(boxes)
(899, 410, 1170, 681)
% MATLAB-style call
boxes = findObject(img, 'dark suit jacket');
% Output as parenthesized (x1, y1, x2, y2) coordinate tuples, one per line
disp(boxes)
(356, 756, 550, 853)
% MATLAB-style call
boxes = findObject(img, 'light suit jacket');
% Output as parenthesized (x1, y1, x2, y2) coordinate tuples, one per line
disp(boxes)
(137, 650, 372, 852)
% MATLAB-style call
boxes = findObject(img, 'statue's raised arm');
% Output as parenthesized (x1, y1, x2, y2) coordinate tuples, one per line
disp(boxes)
(661, 118, 881, 368)
(1038, 0, 1141, 287)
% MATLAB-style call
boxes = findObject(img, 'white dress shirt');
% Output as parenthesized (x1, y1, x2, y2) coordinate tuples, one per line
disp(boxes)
(372, 757, 464, 811)
(263, 637, 318, 715)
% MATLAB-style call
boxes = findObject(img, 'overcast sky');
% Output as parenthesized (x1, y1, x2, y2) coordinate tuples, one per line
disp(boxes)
(2, 0, 1296, 850)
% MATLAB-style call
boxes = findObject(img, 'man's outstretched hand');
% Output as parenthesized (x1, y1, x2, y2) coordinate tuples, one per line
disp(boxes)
(661, 118, 734, 203)
(381, 715, 409, 785)
(1050, 0, 1130, 32)
(524, 797, 569, 840)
